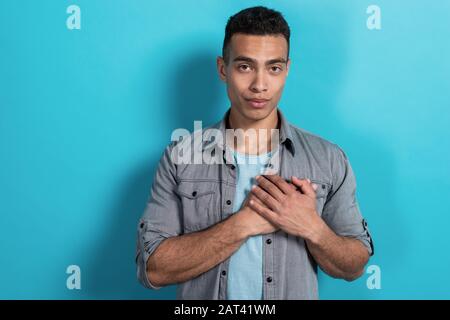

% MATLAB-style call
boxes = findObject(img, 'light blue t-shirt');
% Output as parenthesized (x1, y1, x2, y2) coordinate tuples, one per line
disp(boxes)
(227, 149, 272, 300)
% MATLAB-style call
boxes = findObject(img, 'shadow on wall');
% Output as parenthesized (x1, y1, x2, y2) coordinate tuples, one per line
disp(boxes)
(85, 46, 224, 299)
(168, 47, 226, 130)
(287, 4, 402, 298)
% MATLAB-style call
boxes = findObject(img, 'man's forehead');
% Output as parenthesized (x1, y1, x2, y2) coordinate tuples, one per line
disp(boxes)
(229, 33, 288, 61)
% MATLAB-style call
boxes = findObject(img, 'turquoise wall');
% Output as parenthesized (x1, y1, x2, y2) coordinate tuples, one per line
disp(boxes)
(1, 0, 449, 299)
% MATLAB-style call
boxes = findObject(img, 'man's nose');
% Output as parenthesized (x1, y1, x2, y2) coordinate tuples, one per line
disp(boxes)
(250, 70, 268, 92)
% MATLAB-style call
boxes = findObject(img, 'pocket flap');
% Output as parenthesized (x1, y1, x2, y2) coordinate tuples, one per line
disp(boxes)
(175, 181, 216, 199)
(310, 179, 330, 199)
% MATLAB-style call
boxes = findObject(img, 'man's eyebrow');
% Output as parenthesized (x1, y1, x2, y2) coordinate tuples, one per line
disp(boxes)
(232, 56, 255, 63)
(232, 56, 288, 65)
(266, 58, 288, 65)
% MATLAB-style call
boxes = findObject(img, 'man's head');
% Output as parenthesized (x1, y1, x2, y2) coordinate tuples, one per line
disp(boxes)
(217, 6, 291, 122)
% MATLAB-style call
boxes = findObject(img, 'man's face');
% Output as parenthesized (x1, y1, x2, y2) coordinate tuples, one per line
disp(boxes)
(217, 33, 290, 122)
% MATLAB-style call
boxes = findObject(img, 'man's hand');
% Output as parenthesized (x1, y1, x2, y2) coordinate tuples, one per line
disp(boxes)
(234, 188, 280, 237)
(248, 175, 325, 242)
(245, 174, 370, 281)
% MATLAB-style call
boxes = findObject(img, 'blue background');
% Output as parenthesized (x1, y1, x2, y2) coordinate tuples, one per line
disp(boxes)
(1, 0, 449, 299)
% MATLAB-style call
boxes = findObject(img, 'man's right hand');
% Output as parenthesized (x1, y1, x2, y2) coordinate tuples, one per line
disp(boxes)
(234, 176, 304, 237)
(235, 192, 279, 237)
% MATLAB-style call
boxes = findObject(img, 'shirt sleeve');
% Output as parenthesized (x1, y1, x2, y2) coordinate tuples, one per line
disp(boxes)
(136, 142, 182, 289)
(321, 145, 374, 256)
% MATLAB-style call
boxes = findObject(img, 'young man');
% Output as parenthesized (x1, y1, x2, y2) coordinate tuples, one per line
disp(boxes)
(136, 6, 374, 300)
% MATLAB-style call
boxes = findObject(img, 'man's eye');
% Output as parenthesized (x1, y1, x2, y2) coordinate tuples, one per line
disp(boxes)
(238, 64, 251, 72)
(270, 66, 282, 73)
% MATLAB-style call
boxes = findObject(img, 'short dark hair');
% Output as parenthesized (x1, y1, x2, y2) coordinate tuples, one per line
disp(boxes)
(222, 6, 291, 64)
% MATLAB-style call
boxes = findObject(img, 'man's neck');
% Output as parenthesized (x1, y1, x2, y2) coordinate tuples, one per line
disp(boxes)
(227, 106, 279, 155)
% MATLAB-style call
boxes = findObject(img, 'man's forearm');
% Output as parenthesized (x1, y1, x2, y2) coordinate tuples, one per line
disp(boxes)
(146, 212, 249, 287)
(305, 219, 370, 281)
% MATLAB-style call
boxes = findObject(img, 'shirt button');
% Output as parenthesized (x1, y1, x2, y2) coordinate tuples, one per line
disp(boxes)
(363, 219, 368, 228)
(140, 223, 144, 229)
(226, 200, 232, 205)
(221, 270, 227, 276)
(266, 276, 272, 283)
(266, 238, 272, 244)
(230, 164, 235, 170)
(322, 184, 326, 189)
(192, 191, 197, 197)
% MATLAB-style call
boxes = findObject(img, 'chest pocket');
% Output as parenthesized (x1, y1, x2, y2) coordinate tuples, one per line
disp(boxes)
(175, 180, 221, 233)
(311, 179, 331, 216)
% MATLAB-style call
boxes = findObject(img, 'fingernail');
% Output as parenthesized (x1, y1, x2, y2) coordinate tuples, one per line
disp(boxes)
(312, 183, 317, 190)
(306, 178, 311, 183)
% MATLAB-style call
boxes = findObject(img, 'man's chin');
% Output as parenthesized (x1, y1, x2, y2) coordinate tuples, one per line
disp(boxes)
(241, 105, 276, 121)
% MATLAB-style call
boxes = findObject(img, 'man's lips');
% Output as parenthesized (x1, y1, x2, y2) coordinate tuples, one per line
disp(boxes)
(245, 98, 270, 108)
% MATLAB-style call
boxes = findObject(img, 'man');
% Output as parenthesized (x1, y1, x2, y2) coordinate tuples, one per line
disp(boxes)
(136, 6, 374, 299)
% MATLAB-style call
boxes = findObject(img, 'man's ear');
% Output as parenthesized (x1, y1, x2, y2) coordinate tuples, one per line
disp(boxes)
(216, 56, 227, 82)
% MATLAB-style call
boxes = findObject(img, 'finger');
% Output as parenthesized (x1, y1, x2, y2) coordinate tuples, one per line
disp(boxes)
(243, 191, 267, 207)
(255, 175, 286, 201)
(251, 194, 267, 207)
(305, 178, 318, 191)
(284, 179, 298, 191)
(291, 176, 316, 198)
(262, 174, 294, 195)
(248, 199, 279, 224)
(251, 185, 280, 210)
(242, 194, 250, 207)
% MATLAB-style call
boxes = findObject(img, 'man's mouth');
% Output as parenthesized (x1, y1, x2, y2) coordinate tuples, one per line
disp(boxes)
(245, 98, 270, 109)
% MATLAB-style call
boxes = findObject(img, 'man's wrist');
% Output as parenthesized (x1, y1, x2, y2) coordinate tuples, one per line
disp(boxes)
(304, 213, 329, 245)
(231, 208, 253, 240)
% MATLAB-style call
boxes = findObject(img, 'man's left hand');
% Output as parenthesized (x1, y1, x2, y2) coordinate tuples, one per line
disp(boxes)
(248, 175, 324, 241)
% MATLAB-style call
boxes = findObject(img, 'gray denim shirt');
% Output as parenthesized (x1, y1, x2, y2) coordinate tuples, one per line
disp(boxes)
(136, 108, 374, 300)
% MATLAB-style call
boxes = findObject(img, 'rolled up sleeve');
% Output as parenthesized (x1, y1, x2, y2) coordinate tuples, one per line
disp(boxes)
(322, 145, 374, 256)
(136, 143, 182, 289)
